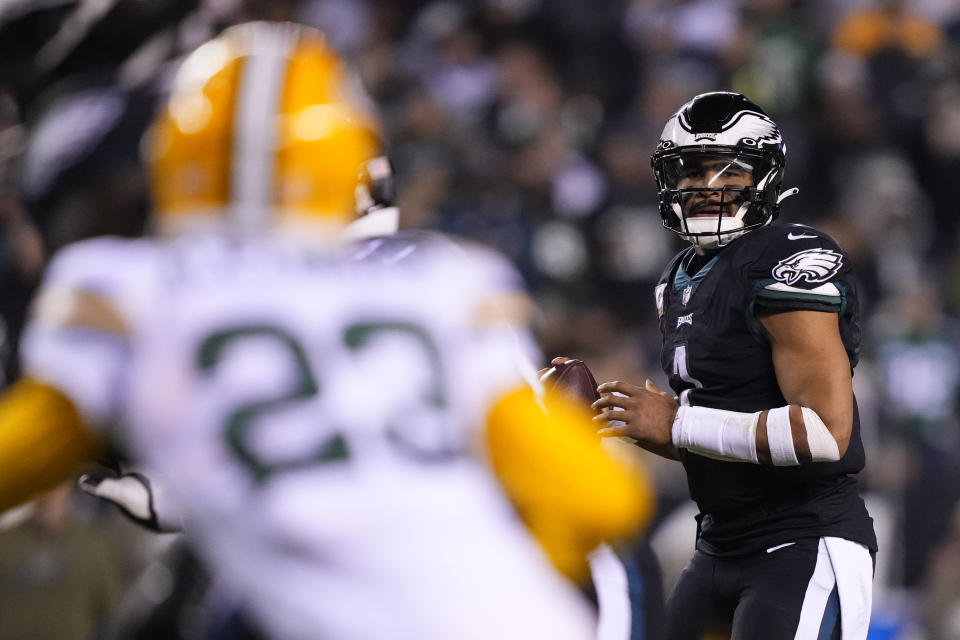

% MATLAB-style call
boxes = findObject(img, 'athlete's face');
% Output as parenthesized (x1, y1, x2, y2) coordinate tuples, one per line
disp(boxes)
(676, 155, 755, 219)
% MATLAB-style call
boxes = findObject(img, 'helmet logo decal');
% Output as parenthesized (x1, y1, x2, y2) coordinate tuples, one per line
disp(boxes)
(771, 248, 843, 286)
(672, 110, 783, 149)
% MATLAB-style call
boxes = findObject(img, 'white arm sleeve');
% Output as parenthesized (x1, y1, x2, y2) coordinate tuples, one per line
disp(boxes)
(20, 238, 155, 430)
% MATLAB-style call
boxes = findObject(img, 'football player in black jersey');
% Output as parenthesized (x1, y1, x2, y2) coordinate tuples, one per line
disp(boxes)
(594, 92, 878, 639)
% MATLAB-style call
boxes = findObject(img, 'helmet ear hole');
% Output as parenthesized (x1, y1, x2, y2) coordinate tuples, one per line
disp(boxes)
(355, 155, 394, 217)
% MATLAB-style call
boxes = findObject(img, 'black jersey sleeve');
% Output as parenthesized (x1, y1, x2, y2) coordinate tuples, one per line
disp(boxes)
(744, 224, 851, 316)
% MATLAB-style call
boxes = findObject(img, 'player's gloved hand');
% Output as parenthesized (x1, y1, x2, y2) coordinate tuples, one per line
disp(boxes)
(78, 466, 182, 533)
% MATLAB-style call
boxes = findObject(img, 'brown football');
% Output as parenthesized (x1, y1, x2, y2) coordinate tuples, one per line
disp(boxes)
(540, 359, 601, 409)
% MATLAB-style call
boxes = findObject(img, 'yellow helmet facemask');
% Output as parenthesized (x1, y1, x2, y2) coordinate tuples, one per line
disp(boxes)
(147, 21, 381, 241)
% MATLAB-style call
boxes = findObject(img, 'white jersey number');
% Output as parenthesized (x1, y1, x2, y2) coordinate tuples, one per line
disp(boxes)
(672, 344, 703, 407)
(196, 321, 453, 483)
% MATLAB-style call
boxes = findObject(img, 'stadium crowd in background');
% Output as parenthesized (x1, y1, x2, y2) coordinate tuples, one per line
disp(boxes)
(0, 9, 653, 640)
(1, 0, 960, 638)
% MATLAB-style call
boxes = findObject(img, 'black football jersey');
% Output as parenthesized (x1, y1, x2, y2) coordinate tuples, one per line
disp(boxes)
(655, 223, 877, 555)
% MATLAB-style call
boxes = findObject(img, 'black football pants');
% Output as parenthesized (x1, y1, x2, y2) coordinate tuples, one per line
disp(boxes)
(664, 537, 845, 640)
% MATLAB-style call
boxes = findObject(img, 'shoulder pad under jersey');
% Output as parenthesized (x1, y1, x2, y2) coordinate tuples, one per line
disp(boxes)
(740, 224, 850, 313)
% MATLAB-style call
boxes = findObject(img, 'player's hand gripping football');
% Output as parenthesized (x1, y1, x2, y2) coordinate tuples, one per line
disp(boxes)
(539, 357, 601, 408)
(593, 379, 679, 450)
(538, 356, 576, 380)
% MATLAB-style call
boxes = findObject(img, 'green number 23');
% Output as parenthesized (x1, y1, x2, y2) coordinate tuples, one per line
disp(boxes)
(196, 322, 446, 484)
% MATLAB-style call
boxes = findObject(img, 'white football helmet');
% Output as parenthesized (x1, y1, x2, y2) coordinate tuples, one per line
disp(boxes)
(651, 92, 797, 250)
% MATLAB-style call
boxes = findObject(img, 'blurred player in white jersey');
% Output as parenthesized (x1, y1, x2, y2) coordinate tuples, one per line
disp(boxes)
(0, 21, 652, 640)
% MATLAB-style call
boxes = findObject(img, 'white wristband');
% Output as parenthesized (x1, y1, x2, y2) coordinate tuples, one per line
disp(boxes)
(672, 405, 760, 464)
(765, 406, 799, 466)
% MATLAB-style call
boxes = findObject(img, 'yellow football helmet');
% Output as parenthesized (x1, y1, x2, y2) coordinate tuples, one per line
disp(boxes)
(146, 21, 382, 239)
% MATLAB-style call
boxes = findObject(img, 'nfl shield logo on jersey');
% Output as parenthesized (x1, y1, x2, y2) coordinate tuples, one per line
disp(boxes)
(682, 285, 692, 306)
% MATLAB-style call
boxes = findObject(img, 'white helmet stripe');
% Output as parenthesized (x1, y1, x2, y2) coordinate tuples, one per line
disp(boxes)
(231, 25, 296, 235)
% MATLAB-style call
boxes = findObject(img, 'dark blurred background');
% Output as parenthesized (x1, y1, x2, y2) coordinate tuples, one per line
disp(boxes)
(2, 1, 960, 638)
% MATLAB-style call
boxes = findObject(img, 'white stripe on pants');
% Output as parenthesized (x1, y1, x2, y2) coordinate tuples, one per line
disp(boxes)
(793, 537, 872, 639)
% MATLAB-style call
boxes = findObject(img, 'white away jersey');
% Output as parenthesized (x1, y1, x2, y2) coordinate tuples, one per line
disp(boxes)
(21, 235, 596, 640)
